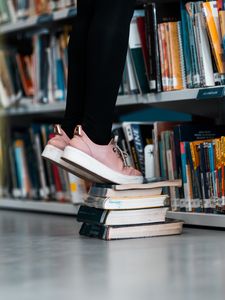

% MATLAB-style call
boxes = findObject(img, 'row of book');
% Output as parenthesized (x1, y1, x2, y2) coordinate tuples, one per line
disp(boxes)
(0, 121, 153, 200)
(131, 1, 225, 93)
(0, 122, 87, 203)
(3, 2, 225, 106)
(2, 120, 225, 215)
(154, 122, 225, 214)
(0, 0, 77, 24)
(0, 27, 70, 107)
(113, 121, 225, 214)
(0, 17, 151, 107)
(77, 180, 183, 240)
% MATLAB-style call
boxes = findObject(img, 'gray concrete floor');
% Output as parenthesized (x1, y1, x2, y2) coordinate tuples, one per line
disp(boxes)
(0, 211, 225, 300)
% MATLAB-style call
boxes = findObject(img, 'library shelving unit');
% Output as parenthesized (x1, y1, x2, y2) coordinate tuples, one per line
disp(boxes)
(1, 3, 225, 227)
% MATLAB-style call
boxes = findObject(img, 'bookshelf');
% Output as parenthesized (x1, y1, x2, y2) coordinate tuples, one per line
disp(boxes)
(0, 7, 77, 35)
(1, 1, 225, 228)
(1, 86, 224, 118)
(0, 198, 79, 215)
(0, 94, 147, 117)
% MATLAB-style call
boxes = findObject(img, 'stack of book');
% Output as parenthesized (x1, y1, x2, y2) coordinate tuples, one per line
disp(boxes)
(77, 179, 183, 240)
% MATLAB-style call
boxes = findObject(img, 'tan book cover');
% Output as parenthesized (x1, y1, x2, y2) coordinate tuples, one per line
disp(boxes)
(158, 23, 170, 91)
(168, 22, 184, 90)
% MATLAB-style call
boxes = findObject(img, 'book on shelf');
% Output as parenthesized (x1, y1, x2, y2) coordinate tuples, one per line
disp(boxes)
(1, 123, 87, 203)
(79, 219, 184, 240)
(152, 121, 225, 214)
(0, 50, 22, 108)
(144, 2, 161, 92)
(202, 1, 225, 75)
(129, 15, 150, 94)
(121, 122, 153, 175)
(0, 0, 77, 24)
(4, 3, 225, 108)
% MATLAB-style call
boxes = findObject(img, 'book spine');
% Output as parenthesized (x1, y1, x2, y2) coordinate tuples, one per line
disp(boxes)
(180, 0, 193, 88)
(189, 141, 203, 212)
(168, 21, 185, 90)
(185, 2, 201, 87)
(199, 143, 210, 212)
(131, 124, 145, 174)
(180, 142, 191, 212)
(79, 223, 107, 240)
(145, 3, 161, 92)
(136, 16, 150, 84)
(77, 206, 108, 224)
(202, 1, 225, 74)
(122, 123, 139, 170)
(129, 17, 150, 94)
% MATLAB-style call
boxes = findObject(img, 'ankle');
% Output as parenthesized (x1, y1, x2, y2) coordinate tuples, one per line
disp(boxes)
(82, 125, 111, 145)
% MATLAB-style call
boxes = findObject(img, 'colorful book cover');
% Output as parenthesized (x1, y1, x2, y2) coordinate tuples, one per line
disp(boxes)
(203, 1, 225, 73)
(185, 2, 201, 87)
(180, 0, 193, 88)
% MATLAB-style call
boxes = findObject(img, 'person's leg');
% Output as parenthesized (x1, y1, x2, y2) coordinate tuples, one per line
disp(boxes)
(61, 0, 95, 138)
(82, 0, 136, 145)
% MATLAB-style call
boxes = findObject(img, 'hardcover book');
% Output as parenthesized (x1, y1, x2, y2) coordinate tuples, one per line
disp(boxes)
(77, 205, 169, 226)
(79, 219, 184, 240)
(84, 194, 168, 210)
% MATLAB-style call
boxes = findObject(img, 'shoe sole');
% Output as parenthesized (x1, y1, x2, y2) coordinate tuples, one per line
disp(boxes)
(41, 144, 104, 183)
(61, 146, 143, 185)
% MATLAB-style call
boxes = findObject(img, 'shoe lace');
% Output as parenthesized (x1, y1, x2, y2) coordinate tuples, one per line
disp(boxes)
(112, 136, 130, 167)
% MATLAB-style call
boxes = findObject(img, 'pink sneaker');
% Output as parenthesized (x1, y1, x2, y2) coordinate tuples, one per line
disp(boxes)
(41, 124, 103, 183)
(61, 125, 143, 184)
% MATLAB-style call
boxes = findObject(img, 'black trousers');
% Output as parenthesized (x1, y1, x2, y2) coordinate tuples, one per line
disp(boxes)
(61, 0, 136, 144)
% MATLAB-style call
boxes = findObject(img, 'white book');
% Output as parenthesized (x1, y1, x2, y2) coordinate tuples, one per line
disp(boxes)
(195, 3, 214, 86)
(126, 48, 139, 94)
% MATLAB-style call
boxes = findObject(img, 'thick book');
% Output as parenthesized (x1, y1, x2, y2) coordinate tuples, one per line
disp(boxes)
(92, 179, 182, 192)
(79, 219, 184, 240)
(84, 194, 168, 210)
(88, 184, 162, 198)
(185, 2, 201, 87)
(194, 2, 215, 87)
(136, 15, 150, 83)
(158, 23, 170, 91)
(145, 2, 161, 92)
(129, 16, 150, 94)
(77, 205, 168, 226)
(130, 123, 153, 175)
(168, 21, 186, 90)
(153, 121, 182, 178)
(203, 1, 225, 74)
(180, 0, 193, 88)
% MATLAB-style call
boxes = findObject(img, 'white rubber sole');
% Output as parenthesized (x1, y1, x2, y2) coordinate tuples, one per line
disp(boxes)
(61, 146, 144, 185)
(41, 144, 103, 183)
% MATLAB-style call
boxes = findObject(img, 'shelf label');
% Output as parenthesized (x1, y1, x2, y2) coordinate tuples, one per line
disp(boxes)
(197, 87, 225, 100)
(37, 13, 53, 24)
